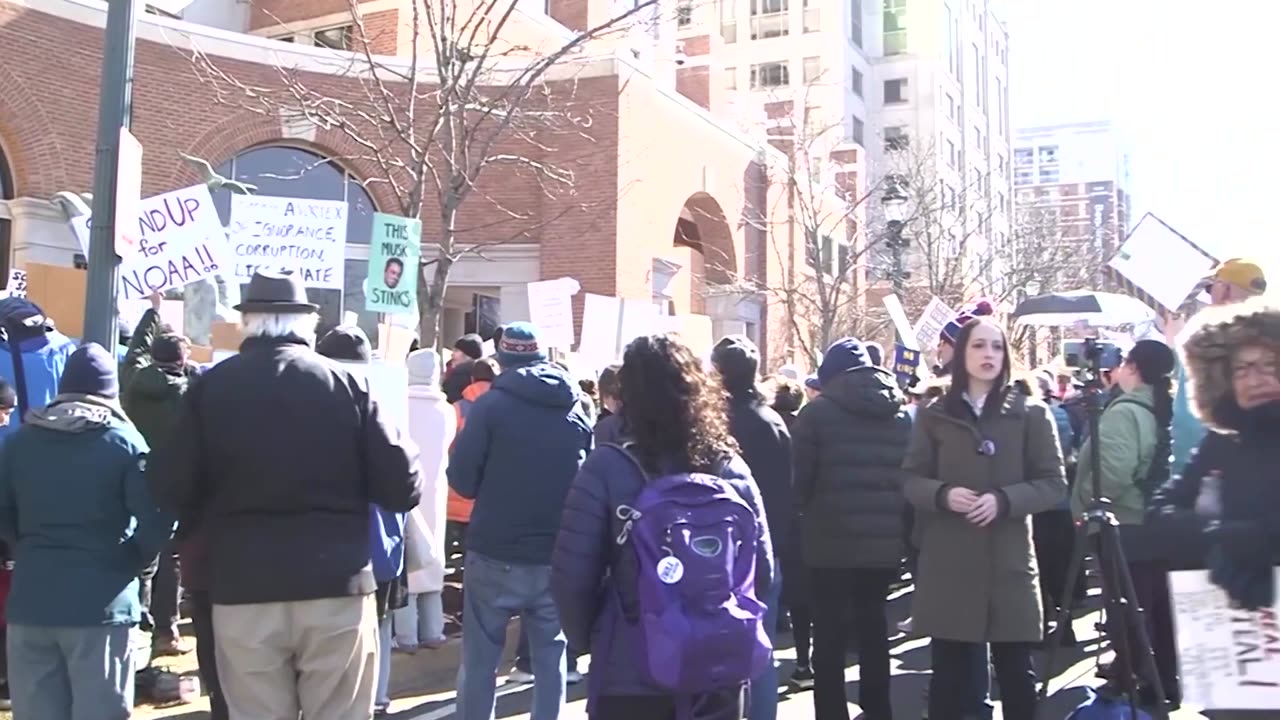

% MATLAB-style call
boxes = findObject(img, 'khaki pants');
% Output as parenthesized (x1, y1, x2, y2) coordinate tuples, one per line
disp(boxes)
(214, 595, 378, 720)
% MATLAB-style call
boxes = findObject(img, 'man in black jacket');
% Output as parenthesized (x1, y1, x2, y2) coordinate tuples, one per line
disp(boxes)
(711, 335, 791, 720)
(149, 270, 422, 720)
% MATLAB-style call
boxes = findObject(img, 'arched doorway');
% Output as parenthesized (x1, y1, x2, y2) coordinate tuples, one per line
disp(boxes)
(672, 192, 760, 346)
(212, 146, 378, 337)
(0, 143, 13, 278)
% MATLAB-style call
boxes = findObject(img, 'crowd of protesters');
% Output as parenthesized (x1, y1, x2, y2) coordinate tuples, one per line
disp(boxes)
(0, 257, 1274, 720)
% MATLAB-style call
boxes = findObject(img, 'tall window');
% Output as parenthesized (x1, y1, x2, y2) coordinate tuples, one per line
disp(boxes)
(850, 0, 862, 47)
(883, 78, 909, 103)
(750, 61, 790, 90)
(850, 116, 865, 144)
(803, 57, 822, 84)
(750, 0, 788, 38)
(883, 0, 907, 55)
(213, 146, 380, 338)
(884, 126, 909, 151)
(721, 0, 738, 42)
(850, 66, 864, 97)
(944, 4, 956, 75)
(0, 144, 11, 279)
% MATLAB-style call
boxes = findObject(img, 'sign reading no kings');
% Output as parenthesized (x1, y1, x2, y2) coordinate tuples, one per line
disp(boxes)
(228, 195, 348, 290)
(71, 184, 228, 301)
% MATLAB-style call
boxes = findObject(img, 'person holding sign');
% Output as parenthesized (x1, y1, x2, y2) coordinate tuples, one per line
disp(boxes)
(148, 270, 422, 720)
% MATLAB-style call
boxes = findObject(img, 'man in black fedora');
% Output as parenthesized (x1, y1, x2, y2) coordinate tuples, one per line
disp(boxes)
(149, 269, 423, 720)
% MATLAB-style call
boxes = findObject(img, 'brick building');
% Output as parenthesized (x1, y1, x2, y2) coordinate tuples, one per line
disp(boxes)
(0, 0, 832, 368)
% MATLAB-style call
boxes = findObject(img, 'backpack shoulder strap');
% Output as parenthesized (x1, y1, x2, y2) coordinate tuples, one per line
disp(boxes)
(3, 324, 32, 420)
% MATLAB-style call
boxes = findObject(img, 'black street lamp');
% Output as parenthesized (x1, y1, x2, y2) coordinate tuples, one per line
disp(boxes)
(882, 179, 910, 298)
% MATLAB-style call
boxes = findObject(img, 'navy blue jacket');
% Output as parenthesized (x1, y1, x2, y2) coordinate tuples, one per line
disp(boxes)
(447, 362, 593, 565)
(0, 397, 173, 626)
(551, 446, 774, 699)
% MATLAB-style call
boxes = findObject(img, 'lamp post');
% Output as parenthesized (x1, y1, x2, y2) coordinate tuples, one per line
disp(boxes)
(83, 0, 140, 347)
(882, 178, 910, 298)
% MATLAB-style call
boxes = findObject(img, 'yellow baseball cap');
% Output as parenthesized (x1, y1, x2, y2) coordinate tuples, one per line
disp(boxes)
(1209, 258, 1267, 295)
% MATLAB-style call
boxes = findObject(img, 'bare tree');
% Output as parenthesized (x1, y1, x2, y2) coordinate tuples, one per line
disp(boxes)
(709, 78, 894, 365)
(192, 0, 663, 345)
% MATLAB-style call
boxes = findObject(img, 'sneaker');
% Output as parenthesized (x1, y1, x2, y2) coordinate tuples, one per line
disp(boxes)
(508, 669, 535, 684)
(567, 669, 584, 685)
(394, 642, 419, 655)
(788, 667, 814, 690)
(374, 704, 389, 717)
(897, 617, 914, 634)
(0, 680, 10, 710)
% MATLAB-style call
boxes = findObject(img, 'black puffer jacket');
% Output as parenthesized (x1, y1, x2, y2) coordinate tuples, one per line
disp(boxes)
(792, 367, 911, 568)
(726, 396, 792, 557)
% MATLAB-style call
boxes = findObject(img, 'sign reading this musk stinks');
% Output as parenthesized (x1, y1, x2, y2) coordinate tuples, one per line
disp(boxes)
(365, 213, 420, 314)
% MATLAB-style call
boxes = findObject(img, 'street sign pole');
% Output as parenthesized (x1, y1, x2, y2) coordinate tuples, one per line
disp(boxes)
(84, 0, 140, 347)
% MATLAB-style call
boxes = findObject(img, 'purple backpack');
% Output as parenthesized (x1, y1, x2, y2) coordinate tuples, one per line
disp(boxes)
(611, 447, 772, 693)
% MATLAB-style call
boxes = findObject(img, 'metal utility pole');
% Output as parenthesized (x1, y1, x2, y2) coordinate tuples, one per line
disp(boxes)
(83, 0, 140, 348)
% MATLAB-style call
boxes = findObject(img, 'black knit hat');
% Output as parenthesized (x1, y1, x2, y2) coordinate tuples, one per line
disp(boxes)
(454, 333, 485, 361)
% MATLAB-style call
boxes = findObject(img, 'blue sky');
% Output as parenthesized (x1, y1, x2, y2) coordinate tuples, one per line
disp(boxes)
(1004, 0, 1280, 275)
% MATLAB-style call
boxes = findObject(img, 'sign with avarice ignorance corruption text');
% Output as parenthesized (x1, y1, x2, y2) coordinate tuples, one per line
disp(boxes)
(365, 213, 420, 314)
(71, 184, 228, 301)
(227, 194, 348, 290)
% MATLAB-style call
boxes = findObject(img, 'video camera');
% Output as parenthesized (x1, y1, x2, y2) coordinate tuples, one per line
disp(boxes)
(1062, 338, 1123, 371)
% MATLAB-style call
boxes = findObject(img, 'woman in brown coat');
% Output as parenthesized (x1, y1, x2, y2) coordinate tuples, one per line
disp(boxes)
(902, 317, 1067, 720)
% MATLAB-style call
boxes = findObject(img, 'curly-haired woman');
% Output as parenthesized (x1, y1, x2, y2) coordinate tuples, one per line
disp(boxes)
(551, 334, 775, 720)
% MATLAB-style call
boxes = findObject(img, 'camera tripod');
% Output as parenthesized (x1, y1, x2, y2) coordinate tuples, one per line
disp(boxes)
(1037, 338, 1172, 720)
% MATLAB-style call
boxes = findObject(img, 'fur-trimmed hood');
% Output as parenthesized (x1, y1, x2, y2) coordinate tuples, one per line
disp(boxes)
(1178, 297, 1280, 431)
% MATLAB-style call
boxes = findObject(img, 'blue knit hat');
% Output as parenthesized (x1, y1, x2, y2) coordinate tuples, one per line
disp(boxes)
(59, 343, 119, 399)
(497, 321, 546, 368)
(818, 338, 871, 386)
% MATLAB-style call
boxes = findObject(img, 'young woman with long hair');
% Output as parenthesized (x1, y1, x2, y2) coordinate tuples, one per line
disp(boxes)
(551, 334, 774, 720)
(902, 317, 1067, 720)
(1071, 339, 1179, 705)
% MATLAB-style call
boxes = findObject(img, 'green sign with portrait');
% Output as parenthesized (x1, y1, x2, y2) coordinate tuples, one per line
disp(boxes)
(366, 212, 420, 315)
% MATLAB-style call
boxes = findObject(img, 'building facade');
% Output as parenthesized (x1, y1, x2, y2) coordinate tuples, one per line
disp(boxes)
(1013, 120, 1133, 282)
(0, 0, 821, 366)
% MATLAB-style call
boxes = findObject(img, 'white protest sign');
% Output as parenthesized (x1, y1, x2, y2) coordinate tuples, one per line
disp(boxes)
(1109, 214, 1217, 312)
(882, 295, 918, 350)
(578, 293, 623, 370)
(526, 277, 580, 349)
(227, 194, 347, 290)
(618, 299, 661, 350)
(913, 296, 956, 351)
(1171, 569, 1280, 709)
(5, 269, 26, 298)
(71, 185, 229, 301)
(342, 360, 411, 435)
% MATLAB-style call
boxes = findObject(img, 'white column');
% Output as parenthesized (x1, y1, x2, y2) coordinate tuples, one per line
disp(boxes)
(5, 197, 81, 269)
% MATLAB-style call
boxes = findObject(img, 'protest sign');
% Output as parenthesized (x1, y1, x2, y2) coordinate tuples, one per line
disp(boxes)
(527, 277, 580, 349)
(913, 296, 956, 351)
(227, 195, 347, 290)
(5, 269, 26, 298)
(1171, 569, 1280, 709)
(882, 295, 918, 350)
(345, 361, 410, 432)
(71, 185, 229, 301)
(366, 213, 420, 314)
(578, 293, 623, 371)
(892, 344, 921, 386)
(619, 298, 661, 350)
(1109, 214, 1217, 312)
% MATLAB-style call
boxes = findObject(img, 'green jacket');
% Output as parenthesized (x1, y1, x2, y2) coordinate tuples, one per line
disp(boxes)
(1071, 384, 1157, 525)
(120, 309, 199, 452)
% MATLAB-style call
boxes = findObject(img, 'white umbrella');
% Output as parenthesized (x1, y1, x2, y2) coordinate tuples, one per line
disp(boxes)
(1012, 290, 1157, 328)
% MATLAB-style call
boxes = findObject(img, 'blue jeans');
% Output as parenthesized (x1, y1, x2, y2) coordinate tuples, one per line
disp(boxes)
(515, 629, 580, 674)
(456, 552, 566, 720)
(748, 568, 781, 720)
(8, 623, 134, 720)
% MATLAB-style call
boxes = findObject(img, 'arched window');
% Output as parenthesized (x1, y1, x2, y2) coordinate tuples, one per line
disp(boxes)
(212, 146, 379, 339)
(0, 143, 13, 279)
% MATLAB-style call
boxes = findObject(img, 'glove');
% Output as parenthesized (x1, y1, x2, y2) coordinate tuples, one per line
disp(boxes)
(1207, 521, 1275, 610)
